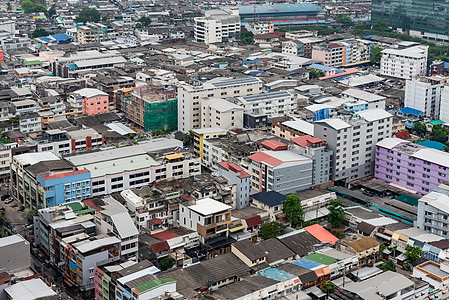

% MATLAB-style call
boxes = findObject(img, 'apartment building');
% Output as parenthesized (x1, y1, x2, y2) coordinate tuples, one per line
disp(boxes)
(0, 142, 16, 183)
(440, 86, 449, 123)
(282, 37, 323, 58)
(178, 198, 232, 244)
(291, 135, 332, 186)
(76, 23, 108, 44)
(375, 138, 449, 195)
(248, 147, 313, 194)
(64, 139, 196, 197)
(11, 152, 92, 208)
(69, 88, 109, 116)
(217, 161, 250, 209)
(341, 89, 386, 110)
(200, 98, 244, 130)
(234, 90, 297, 119)
(95, 196, 139, 261)
(194, 9, 240, 45)
(380, 45, 428, 79)
(19, 112, 41, 134)
(314, 109, 393, 185)
(416, 184, 449, 238)
(178, 77, 263, 133)
(312, 43, 345, 67)
(126, 85, 177, 132)
(404, 76, 447, 119)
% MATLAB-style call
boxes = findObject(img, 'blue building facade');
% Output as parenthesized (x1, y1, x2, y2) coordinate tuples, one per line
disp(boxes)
(37, 169, 91, 207)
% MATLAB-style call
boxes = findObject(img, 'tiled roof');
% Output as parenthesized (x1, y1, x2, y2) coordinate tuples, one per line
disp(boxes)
(245, 215, 262, 228)
(348, 236, 380, 252)
(150, 241, 170, 253)
(42, 169, 89, 181)
(291, 135, 324, 147)
(152, 230, 180, 241)
(248, 151, 283, 167)
(250, 191, 286, 207)
(261, 140, 288, 151)
(394, 130, 411, 139)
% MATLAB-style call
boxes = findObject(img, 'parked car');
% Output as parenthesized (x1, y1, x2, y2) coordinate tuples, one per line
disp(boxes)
(4, 198, 13, 204)
(1, 194, 10, 201)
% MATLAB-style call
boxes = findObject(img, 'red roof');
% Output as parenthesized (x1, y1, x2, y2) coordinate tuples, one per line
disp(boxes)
(319, 68, 359, 80)
(291, 135, 324, 148)
(248, 152, 283, 167)
(394, 131, 411, 139)
(254, 31, 284, 39)
(304, 224, 339, 245)
(42, 169, 89, 181)
(152, 230, 180, 241)
(150, 241, 170, 253)
(218, 161, 243, 172)
(261, 140, 288, 151)
(82, 199, 101, 212)
(245, 215, 262, 228)
(149, 218, 163, 225)
(218, 161, 251, 179)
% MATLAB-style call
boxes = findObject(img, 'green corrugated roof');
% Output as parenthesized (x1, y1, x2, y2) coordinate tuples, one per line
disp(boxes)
(23, 60, 42, 66)
(64, 202, 84, 212)
(134, 278, 175, 293)
(77, 208, 96, 214)
(305, 253, 339, 265)
(394, 194, 419, 207)
(427, 119, 445, 125)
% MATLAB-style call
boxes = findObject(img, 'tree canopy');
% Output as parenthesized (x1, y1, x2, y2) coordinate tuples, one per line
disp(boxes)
(75, 7, 101, 24)
(284, 194, 304, 227)
(159, 257, 175, 270)
(239, 31, 254, 45)
(320, 281, 336, 294)
(370, 45, 383, 63)
(404, 245, 423, 266)
(21, 0, 46, 13)
(430, 124, 448, 143)
(47, 4, 56, 17)
(327, 201, 345, 228)
(32, 28, 52, 38)
(411, 122, 427, 137)
(258, 221, 285, 240)
(309, 68, 325, 79)
(135, 16, 152, 28)
(336, 14, 354, 26)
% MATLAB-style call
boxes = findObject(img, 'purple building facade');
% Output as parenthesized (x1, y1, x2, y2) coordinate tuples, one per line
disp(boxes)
(375, 138, 449, 195)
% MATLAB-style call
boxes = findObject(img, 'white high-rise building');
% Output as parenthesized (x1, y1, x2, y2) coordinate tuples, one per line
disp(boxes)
(404, 76, 447, 119)
(380, 45, 428, 80)
(177, 77, 263, 132)
(194, 9, 240, 45)
(439, 86, 449, 123)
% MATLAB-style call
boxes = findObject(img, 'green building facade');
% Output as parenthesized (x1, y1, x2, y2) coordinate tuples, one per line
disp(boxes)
(143, 98, 178, 132)
(372, 0, 449, 41)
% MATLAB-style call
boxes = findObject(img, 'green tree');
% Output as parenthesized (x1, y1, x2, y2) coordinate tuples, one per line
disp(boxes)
(372, 19, 391, 32)
(379, 259, 396, 272)
(239, 31, 254, 45)
(258, 221, 285, 240)
(336, 14, 353, 26)
(21, 0, 46, 13)
(354, 22, 367, 31)
(283, 194, 303, 227)
(309, 68, 325, 79)
(32, 28, 51, 38)
(159, 257, 175, 270)
(75, 7, 101, 24)
(327, 202, 345, 228)
(430, 125, 448, 143)
(370, 45, 383, 63)
(47, 4, 56, 17)
(26, 209, 36, 223)
(404, 245, 423, 266)
(320, 281, 336, 294)
(7, 2, 12, 11)
(136, 16, 152, 28)
(412, 122, 427, 137)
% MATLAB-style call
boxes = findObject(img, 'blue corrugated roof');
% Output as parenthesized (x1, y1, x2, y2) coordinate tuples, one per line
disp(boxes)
(238, 3, 324, 15)
(444, 62, 449, 69)
(50, 33, 72, 41)
(244, 59, 262, 63)
(363, 35, 376, 39)
(309, 63, 333, 72)
(417, 140, 446, 150)
(335, 69, 345, 73)
(292, 259, 323, 270)
(258, 268, 296, 281)
(68, 64, 78, 70)
(39, 37, 52, 43)
(251, 71, 266, 76)
(400, 107, 423, 116)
